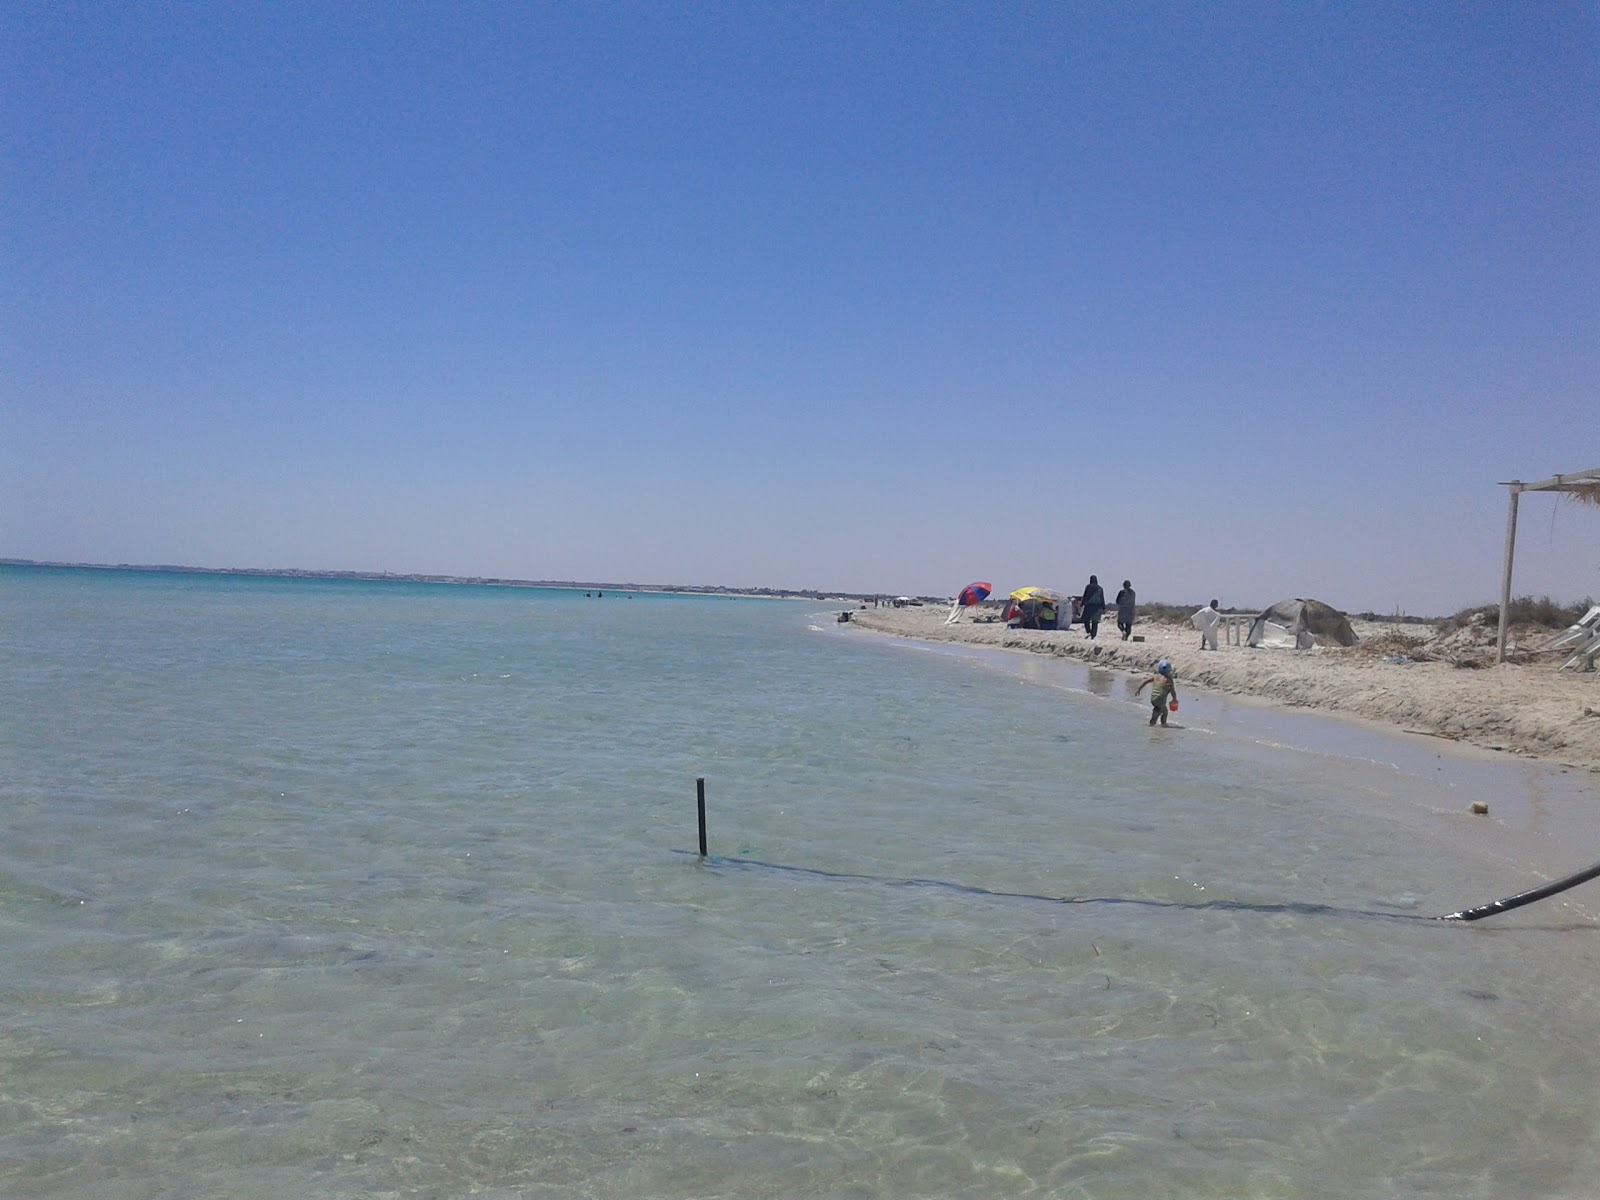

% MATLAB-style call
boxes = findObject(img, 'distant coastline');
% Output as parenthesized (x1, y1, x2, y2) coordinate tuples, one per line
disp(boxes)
(0, 558, 934, 605)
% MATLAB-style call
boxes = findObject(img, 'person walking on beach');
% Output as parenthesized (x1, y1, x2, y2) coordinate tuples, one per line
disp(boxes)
(1080, 575, 1106, 639)
(1193, 599, 1223, 651)
(1115, 580, 1136, 640)
(1134, 659, 1178, 727)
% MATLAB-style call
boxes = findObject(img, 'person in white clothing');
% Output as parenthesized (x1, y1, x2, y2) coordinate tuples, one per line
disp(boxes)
(1192, 599, 1223, 651)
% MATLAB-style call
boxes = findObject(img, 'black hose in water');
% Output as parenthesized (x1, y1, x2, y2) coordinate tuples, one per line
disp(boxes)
(1437, 859, 1600, 922)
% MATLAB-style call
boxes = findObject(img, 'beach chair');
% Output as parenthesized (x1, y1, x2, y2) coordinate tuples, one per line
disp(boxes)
(1560, 630, 1600, 672)
(1548, 605, 1600, 650)
(1550, 606, 1600, 672)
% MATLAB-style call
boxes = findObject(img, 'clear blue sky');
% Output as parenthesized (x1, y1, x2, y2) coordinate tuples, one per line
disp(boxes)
(4, 3, 1596, 614)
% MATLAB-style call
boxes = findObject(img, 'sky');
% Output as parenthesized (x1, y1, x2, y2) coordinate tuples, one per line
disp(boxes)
(3, 2, 1596, 615)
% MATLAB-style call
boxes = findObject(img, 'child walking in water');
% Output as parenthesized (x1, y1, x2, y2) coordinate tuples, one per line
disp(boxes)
(1134, 659, 1178, 727)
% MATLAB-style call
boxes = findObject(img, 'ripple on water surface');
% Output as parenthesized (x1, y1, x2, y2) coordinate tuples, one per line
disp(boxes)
(2, 567, 1599, 1198)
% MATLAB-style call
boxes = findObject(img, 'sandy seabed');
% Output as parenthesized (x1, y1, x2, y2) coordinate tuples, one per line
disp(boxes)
(844, 604, 1600, 775)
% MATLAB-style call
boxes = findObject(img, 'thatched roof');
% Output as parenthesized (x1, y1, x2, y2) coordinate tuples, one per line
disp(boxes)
(1565, 482, 1600, 509)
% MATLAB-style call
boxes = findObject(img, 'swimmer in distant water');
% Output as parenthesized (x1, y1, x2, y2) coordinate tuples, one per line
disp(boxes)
(1134, 659, 1178, 727)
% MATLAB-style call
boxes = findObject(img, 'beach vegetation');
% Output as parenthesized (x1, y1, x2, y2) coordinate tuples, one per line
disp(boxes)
(1137, 601, 1219, 623)
(1444, 595, 1596, 633)
(1354, 629, 1438, 660)
(1350, 610, 1438, 625)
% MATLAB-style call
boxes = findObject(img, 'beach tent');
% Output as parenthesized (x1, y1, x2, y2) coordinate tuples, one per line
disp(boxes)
(1247, 599, 1358, 650)
(1005, 586, 1065, 630)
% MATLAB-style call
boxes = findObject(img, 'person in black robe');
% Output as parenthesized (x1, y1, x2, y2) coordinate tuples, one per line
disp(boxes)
(1080, 575, 1106, 639)
(1115, 580, 1136, 640)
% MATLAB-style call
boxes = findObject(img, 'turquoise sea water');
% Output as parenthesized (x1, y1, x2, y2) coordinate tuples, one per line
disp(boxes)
(4, 563, 1600, 1199)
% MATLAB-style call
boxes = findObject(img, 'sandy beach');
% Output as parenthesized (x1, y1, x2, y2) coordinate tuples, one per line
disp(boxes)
(844, 603, 1600, 774)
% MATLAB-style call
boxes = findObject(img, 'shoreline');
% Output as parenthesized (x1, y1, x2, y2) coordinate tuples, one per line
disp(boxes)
(843, 604, 1600, 775)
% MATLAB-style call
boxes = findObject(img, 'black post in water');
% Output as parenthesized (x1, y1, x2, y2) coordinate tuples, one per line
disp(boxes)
(696, 777, 707, 858)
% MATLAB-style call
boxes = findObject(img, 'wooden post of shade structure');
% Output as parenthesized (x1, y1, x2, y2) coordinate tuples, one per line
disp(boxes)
(1498, 483, 1521, 664)
(696, 777, 707, 858)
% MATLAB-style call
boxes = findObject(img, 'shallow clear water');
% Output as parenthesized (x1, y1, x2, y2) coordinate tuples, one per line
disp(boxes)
(4, 565, 1600, 1199)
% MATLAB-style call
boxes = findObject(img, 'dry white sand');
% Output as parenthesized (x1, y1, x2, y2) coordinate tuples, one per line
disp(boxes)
(843, 603, 1600, 774)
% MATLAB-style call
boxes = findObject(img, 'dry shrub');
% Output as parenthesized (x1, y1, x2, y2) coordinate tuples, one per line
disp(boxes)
(1353, 631, 1436, 661)
(1444, 596, 1595, 633)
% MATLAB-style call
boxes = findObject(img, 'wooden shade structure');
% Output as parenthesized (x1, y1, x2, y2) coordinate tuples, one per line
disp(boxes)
(1497, 466, 1600, 662)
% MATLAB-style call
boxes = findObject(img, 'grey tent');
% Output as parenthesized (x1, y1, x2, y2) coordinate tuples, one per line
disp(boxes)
(1247, 599, 1358, 649)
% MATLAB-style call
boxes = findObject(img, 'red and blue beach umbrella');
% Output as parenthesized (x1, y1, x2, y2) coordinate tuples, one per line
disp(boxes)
(957, 582, 993, 607)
